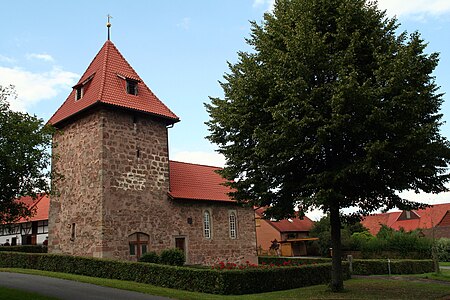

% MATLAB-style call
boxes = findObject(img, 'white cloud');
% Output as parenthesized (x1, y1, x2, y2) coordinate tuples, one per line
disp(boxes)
(171, 150, 226, 167)
(253, 0, 275, 11)
(0, 54, 16, 64)
(26, 53, 55, 62)
(376, 0, 450, 17)
(0, 66, 78, 112)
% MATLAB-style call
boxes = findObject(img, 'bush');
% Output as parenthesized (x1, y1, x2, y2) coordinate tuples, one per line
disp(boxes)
(0, 251, 348, 295)
(159, 248, 185, 266)
(259, 256, 331, 265)
(0, 245, 47, 253)
(435, 238, 450, 262)
(139, 251, 159, 264)
(352, 259, 434, 275)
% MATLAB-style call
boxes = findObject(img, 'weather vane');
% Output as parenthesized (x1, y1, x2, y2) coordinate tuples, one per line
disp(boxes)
(107, 14, 113, 41)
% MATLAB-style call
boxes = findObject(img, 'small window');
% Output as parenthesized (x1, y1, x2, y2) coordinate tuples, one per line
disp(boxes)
(71, 223, 76, 241)
(128, 232, 149, 259)
(37, 220, 48, 234)
(75, 86, 83, 100)
(21, 223, 32, 235)
(203, 211, 211, 239)
(126, 79, 138, 95)
(406, 211, 411, 219)
(229, 211, 237, 239)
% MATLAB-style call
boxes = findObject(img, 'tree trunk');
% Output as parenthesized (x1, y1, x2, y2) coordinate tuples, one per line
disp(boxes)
(330, 202, 344, 292)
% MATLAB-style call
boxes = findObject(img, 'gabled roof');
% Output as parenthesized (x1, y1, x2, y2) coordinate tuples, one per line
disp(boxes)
(7, 162, 236, 226)
(168, 161, 235, 203)
(49, 40, 179, 126)
(255, 207, 314, 232)
(362, 203, 450, 235)
(16, 194, 49, 223)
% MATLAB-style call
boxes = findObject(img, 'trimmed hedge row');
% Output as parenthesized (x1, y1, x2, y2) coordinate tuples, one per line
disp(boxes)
(0, 252, 349, 295)
(0, 245, 47, 253)
(259, 256, 434, 276)
(352, 259, 434, 275)
(259, 256, 331, 265)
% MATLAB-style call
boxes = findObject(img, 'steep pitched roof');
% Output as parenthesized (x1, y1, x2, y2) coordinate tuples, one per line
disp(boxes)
(362, 203, 450, 235)
(49, 40, 179, 126)
(15, 194, 49, 223)
(168, 161, 235, 203)
(255, 207, 314, 232)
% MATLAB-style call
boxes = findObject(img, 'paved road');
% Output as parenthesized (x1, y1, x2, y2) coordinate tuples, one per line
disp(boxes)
(0, 272, 173, 300)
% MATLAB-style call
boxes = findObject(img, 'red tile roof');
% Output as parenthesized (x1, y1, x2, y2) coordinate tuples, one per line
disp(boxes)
(16, 194, 49, 223)
(362, 203, 450, 235)
(49, 40, 179, 126)
(168, 161, 235, 202)
(255, 207, 314, 232)
(8, 162, 236, 225)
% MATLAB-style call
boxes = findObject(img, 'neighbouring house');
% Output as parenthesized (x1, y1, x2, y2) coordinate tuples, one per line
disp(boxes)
(361, 203, 450, 238)
(44, 37, 257, 265)
(255, 207, 317, 257)
(0, 194, 49, 246)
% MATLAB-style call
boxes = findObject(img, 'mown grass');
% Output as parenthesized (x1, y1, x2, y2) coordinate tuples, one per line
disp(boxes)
(0, 286, 58, 300)
(0, 268, 449, 300)
(413, 268, 450, 282)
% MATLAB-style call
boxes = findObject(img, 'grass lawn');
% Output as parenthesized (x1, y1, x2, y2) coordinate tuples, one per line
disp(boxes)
(1, 268, 449, 300)
(0, 286, 58, 300)
(440, 261, 450, 267)
(412, 268, 450, 282)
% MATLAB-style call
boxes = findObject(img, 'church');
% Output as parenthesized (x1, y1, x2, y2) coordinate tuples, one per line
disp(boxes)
(46, 33, 257, 265)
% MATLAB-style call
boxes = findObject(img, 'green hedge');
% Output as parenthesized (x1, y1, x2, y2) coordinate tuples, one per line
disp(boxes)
(0, 252, 349, 295)
(259, 256, 331, 265)
(0, 245, 47, 253)
(258, 256, 434, 276)
(352, 259, 434, 275)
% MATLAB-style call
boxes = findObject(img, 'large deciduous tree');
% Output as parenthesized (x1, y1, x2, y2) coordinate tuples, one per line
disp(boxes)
(0, 85, 54, 224)
(205, 0, 450, 291)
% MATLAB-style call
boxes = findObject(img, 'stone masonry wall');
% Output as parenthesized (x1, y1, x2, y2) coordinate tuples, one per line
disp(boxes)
(48, 112, 104, 256)
(49, 107, 257, 264)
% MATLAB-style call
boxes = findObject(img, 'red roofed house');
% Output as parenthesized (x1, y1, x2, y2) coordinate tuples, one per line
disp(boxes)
(255, 208, 316, 256)
(361, 203, 450, 238)
(0, 194, 49, 246)
(47, 38, 257, 265)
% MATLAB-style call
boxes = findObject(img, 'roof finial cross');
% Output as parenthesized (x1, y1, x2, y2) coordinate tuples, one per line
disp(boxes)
(107, 14, 113, 41)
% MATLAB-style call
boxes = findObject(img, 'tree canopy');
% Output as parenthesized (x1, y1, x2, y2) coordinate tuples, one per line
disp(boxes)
(206, 0, 450, 291)
(0, 85, 54, 224)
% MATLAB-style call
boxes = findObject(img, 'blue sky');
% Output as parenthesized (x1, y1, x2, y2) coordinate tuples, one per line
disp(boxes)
(1, 0, 450, 219)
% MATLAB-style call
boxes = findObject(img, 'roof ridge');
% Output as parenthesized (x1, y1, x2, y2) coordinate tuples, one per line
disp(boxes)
(170, 160, 222, 169)
(108, 42, 179, 120)
(98, 41, 110, 100)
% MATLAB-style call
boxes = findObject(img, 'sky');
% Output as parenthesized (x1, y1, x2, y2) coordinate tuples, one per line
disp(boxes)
(1, 0, 450, 220)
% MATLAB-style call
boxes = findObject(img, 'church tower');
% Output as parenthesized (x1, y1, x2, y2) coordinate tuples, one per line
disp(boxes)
(47, 40, 180, 259)
(47, 31, 257, 264)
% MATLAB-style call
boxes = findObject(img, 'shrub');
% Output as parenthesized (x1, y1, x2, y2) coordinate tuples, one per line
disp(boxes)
(259, 256, 331, 265)
(435, 238, 450, 262)
(0, 251, 349, 295)
(0, 245, 47, 253)
(352, 259, 434, 275)
(159, 248, 185, 266)
(139, 251, 159, 264)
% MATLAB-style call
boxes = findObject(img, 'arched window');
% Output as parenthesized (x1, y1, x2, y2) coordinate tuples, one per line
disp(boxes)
(203, 210, 211, 239)
(128, 232, 149, 259)
(229, 211, 237, 239)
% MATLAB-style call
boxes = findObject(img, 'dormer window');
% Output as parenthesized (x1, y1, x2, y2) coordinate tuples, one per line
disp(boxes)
(73, 73, 94, 101)
(75, 86, 83, 101)
(126, 79, 138, 95)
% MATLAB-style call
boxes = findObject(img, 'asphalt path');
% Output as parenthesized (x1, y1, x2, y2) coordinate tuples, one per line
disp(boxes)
(0, 272, 173, 300)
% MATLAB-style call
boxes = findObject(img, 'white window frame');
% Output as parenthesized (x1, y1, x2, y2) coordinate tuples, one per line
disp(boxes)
(203, 210, 212, 239)
(229, 210, 237, 239)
